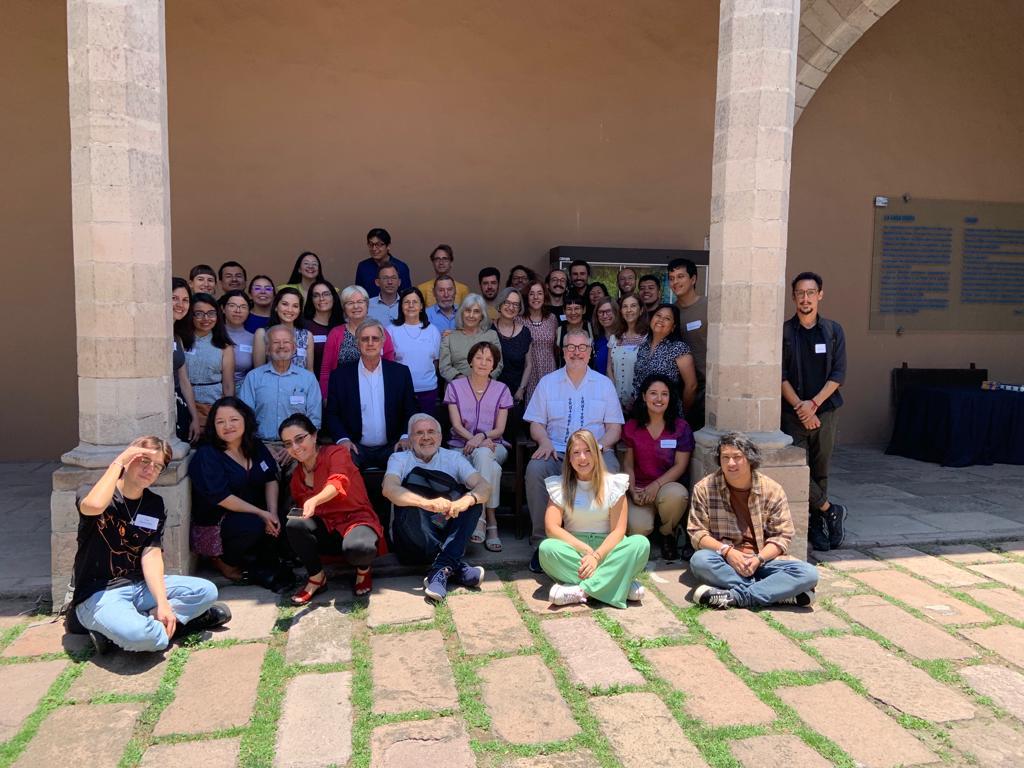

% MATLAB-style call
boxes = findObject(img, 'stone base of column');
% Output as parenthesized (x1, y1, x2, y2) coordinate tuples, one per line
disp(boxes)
(50, 444, 195, 608)
(693, 428, 810, 562)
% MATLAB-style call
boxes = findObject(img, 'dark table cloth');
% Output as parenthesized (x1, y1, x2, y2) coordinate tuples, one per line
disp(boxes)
(886, 386, 1024, 467)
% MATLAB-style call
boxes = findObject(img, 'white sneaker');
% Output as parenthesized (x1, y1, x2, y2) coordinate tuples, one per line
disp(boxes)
(627, 580, 645, 602)
(549, 583, 587, 606)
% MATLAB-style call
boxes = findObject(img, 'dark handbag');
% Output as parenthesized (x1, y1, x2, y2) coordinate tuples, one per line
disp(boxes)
(401, 466, 468, 502)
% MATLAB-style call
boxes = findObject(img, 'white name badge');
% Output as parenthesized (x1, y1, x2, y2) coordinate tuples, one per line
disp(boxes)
(313, 335, 328, 343)
(172, 341, 177, 351)
(815, 343, 827, 354)
(289, 395, 305, 405)
(559, 314, 566, 322)
(296, 348, 307, 357)
(134, 514, 159, 531)
(238, 344, 253, 353)
(660, 439, 677, 449)
(260, 461, 270, 472)
(686, 320, 702, 331)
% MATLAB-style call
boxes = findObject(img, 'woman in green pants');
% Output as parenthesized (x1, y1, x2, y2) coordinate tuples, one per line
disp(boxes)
(539, 429, 651, 607)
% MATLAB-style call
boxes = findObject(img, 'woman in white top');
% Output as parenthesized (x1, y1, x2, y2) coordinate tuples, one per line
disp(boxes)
(538, 429, 651, 607)
(390, 287, 442, 415)
(607, 294, 649, 412)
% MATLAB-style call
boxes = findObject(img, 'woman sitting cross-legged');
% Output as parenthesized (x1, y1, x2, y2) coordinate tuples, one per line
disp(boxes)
(279, 414, 387, 603)
(622, 374, 694, 561)
(539, 429, 650, 607)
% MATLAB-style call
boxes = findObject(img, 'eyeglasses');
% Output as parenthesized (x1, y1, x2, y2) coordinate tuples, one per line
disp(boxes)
(192, 310, 218, 320)
(251, 285, 274, 293)
(596, 308, 615, 316)
(368, 241, 387, 250)
(281, 432, 310, 450)
(794, 289, 819, 298)
(312, 291, 333, 300)
(138, 457, 165, 473)
(358, 335, 383, 344)
(224, 303, 248, 312)
(501, 301, 522, 309)
(563, 344, 591, 352)
(344, 299, 368, 307)
(431, 254, 451, 262)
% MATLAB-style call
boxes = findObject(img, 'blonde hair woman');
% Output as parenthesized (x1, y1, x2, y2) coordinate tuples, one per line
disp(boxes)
(539, 429, 650, 607)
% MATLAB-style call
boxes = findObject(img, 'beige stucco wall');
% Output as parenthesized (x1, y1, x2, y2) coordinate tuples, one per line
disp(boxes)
(1, 0, 1022, 459)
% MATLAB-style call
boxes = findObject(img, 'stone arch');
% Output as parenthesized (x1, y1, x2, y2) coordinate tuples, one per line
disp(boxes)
(796, 0, 902, 120)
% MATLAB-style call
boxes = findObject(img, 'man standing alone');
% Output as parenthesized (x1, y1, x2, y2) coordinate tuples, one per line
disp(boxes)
(781, 272, 847, 552)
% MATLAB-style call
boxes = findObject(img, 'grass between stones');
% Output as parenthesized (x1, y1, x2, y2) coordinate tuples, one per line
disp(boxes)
(0, 662, 83, 768)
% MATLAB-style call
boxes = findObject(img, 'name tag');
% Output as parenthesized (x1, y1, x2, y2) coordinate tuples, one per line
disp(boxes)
(559, 314, 566, 322)
(686, 320, 702, 331)
(296, 348, 307, 357)
(134, 514, 159, 531)
(172, 341, 177, 351)
(660, 439, 677, 449)
(313, 334, 328, 343)
(185, 348, 196, 355)
(289, 395, 305, 405)
(237, 344, 252, 353)
(814, 343, 827, 354)
(260, 460, 270, 472)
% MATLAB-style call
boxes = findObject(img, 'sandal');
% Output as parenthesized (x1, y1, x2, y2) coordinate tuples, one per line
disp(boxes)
(354, 567, 373, 597)
(470, 517, 486, 545)
(291, 573, 327, 606)
(485, 525, 503, 552)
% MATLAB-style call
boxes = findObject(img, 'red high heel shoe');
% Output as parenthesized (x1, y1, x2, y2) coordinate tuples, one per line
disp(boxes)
(291, 573, 328, 606)
(354, 567, 373, 597)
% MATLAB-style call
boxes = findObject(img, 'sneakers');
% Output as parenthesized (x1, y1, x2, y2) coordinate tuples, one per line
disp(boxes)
(660, 531, 680, 561)
(778, 590, 817, 607)
(89, 629, 114, 655)
(549, 584, 587, 606)
(175, 601, 232, 638)
(455, 562, 485, 588)
(424, 567, 452, 602)
(808, 511, 831, 552)
(627, 580, 645, 602)
(824, 504, 848, 549)
(694, 584, 737, 609)
(529, 548, 543, 574)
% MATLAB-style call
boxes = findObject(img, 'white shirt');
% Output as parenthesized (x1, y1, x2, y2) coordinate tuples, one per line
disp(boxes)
(390, 323, 442, 393)
(544, 474, 630, 534)
(357, 359, 387, 446)
(523, 366, 624, 453)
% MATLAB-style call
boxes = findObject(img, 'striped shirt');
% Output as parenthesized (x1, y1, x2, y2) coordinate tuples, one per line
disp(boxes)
(686, 470, 795, 555)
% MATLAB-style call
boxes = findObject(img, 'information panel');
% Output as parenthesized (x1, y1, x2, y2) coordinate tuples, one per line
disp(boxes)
(869, 197, 1024, 331)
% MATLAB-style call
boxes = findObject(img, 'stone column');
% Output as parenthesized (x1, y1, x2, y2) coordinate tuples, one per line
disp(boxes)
(695, 0, 810, 558)
(51, 0, 192, 607)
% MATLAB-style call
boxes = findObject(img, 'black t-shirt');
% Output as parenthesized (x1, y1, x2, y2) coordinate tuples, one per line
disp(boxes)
(787, 322, 833, 414)
(72, 488, 165, 606)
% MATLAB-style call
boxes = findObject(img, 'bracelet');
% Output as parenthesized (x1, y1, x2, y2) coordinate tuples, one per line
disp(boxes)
(756, 554, 766, 565)
(809, 399, 819, 411)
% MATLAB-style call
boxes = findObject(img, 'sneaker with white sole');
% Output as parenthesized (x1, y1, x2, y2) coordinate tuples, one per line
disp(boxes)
(423, 567, 452, 602)
(627, 580, 645, 602)
(455, 562, 485, 588)
(548, 583, 587, 606)
(777, 590, 816, 607)
(694, 584, 737, 609)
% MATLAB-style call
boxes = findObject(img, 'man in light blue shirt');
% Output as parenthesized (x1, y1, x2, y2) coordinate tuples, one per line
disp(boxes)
(240, 326, 322, 455)
(426, 275, 459, 334)
(367, 263, 401, 325)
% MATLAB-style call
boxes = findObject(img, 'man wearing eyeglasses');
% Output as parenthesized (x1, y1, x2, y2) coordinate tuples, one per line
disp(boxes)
(523, 330, 625, 567)
(355, 227, 412, 298)
(781, 272, 848, 554)
(368, 264, 402, 324)
(417, 244, 469, 307)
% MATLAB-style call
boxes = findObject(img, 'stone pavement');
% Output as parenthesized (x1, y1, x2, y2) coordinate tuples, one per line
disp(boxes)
(3, 542, 1024, 767)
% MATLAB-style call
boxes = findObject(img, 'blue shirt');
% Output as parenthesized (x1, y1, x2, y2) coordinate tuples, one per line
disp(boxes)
(354, 256, 412, 298)
(368, 295, 401, 325)
(426, 303, 459, 334)
(239, 363, 322, 440)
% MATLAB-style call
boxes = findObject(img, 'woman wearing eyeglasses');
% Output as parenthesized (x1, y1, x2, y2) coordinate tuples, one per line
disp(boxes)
(318, 284, 396, 397)
(219, 290, 255, 388)
(184, 292, 235, 431)
(245, 275, 276, 333)
(279, 413, 385, 603)
(303, 279, 345, 376)
(439, 294, 504, 384)
(493, 287, 532, 441)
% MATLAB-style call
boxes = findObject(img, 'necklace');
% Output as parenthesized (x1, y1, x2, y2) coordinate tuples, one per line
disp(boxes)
(118, 488, 144, 522)
(401, 324, 423, 340)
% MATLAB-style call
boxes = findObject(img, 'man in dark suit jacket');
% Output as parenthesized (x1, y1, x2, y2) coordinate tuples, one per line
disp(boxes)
(325, 318, 417, 469)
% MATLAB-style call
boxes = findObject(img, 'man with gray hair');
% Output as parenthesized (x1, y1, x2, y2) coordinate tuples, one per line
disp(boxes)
(523, 329, 624, 569)
(383, 413, 491, 601)
(687, 432, 818, 609)
(324, 318, 416, 469)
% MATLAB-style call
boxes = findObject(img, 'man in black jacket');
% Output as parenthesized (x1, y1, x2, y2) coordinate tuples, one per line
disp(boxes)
(324, 318, 417, 469)
(781, 272, 848, 553)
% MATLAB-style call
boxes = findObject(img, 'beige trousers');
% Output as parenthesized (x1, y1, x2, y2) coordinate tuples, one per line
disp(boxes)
(626, 481, 689, 536)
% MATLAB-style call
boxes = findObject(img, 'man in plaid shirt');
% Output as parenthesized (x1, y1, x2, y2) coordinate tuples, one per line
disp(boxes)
(687, 432, 818, 609)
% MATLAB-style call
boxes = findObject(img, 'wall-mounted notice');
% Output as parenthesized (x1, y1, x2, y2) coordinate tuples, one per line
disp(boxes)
(869, 197, 1024, 331)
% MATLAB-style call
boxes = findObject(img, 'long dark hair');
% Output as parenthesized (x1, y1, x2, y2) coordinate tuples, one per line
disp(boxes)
(270, 287, 306, 329)
(191, 292, 233, 349)
(303, 279, 344, 327)
(172, 277, 195, 350)
(286, 251, 323, 285)
(651, 303, 683, 342)
(393, 287, 429, 328)
(630, 373, 680, 431)
(205, 396, 262, 459)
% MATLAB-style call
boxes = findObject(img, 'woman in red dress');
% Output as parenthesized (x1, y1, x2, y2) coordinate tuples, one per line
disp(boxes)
(279, 414, 386, 604)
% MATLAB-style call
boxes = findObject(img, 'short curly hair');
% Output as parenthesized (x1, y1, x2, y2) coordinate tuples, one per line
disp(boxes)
(715, 432, 762, 470)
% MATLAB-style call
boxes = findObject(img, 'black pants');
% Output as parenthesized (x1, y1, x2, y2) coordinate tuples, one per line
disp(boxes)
(350, 443, 394, 470)
(391, 504, 481, 573)
(285, 516, 378, 575)
(781, 407, 839, 512)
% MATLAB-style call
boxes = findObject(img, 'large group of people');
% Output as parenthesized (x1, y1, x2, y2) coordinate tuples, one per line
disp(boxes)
(68, 230, 843, 654)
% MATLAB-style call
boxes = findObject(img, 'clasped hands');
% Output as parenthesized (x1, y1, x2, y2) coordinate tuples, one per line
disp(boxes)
(577, 547, 601, 579)
(421, 494, 476, 519)
(793, 400, 821, 430)
(725, 548, 761, 578)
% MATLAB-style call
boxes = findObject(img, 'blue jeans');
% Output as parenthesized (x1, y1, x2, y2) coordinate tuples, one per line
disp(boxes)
(689, 549, 818, 607)
(391, 503, 482, 574)
(75, 576, 218, 652)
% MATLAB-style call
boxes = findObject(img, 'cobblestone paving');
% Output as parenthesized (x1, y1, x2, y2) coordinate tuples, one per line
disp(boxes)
(3, 542, 1024, 767)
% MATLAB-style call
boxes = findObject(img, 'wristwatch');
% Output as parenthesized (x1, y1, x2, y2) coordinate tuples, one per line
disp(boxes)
(717, 544, 732, 558)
